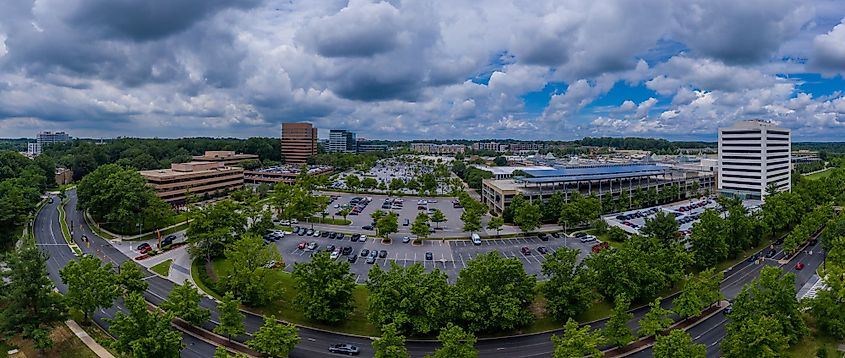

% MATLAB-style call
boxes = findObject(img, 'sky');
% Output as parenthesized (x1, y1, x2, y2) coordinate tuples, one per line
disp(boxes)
(1, 0, 845, 141)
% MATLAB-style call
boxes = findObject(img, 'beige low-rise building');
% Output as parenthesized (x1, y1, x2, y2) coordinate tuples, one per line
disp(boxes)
(192, 151, 259, 166)
(140, 161, 244, 204)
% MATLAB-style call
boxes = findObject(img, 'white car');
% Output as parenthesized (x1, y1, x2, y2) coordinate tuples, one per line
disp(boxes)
(279, 220, 290, 226)
(291, 219, 299, 224)
(330, 250, 340, 260)
(273, 231, 286, 238)
(313, 230, 321, 237)
(579, 235, 597, 243)
(358, 235, 367, 242)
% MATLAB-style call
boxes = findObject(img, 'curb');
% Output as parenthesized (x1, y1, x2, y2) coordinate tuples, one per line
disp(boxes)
(65, 320, 115, 358)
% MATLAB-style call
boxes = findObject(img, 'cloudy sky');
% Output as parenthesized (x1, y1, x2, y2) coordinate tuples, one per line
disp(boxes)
(1, 0, 845, 141)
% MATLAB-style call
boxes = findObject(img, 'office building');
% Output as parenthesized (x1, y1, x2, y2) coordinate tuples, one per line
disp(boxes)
(410, 143, 466, 155)
(718, 120, 791, 201)
(357, 143, 388, 152)
(481, 164, 714, 214)
(139, 162, 244, 204)
(509, 143, 544, 153)
(27, 142, 41, 156)
(55, 167, 73, 186)
(36, 131, 70, 149)
(328, 130, 358, 153)
(472, 142, 504, 152)
(245, 165, 334, 184)
(192, 151, 259, 166)
(281, 122, 318, 164)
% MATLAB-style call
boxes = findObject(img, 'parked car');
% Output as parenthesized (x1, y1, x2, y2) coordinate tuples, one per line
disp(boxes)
(425, 252, 433, 260)
(591, 242, 610, 253)
(579, 235, 597, 243)
(351, 234, 360, 242)
(347, 255, 358, 263)
(330, 250, 340, 260)
(362, 225, 374, 230)
(403, 219, 410, 226)
(328, 344, 360, 355)
(337, 233, 345, 240)
(379, 250, 388, 258)
(539, 234, 550, 241)
(521, 247, 532, 255)
(537, 246, 549, 254)
(162, 235, 176, 246)
(297, 241, 307, 250)
(366, 255, 377, 264)
(795, 262, 805, 270)
(137, 242, 152, 251)
(766, 249, 776, 258)
(360, 249, 370, 257)
(471, 233, 482, 245)
(321, 231, 330, 237)
(306, 229, 314, 236)
(402, 236, 411, 243)
(306, 242, 318, 251)
(313, 230, 321, 237)
(358, 235, 367, 243)
(342, 246, 352, 255)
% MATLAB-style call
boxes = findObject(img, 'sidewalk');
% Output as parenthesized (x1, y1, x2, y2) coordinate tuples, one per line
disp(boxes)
(65, 320, 115, 358)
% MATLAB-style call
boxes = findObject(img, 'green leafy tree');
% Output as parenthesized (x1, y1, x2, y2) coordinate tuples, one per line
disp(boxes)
(514, 199, 542, 233)
(220, 234, 283, 306)
(367, 262, 449, 335)
(389, 178, 405, 192)
(215, 291, 246, 342)
(118, 261, 148, 294)
(653, 329, 705, 358)
(603, 295, 634, 347)
(721, 315, 789, 358)
(449, 252, 536, 332)
(344, 174, 361, 192)
(689, 209, 728, 268)
(292, 252, 356, 323)
(59, 255, 119, 322)
(362, 177, 379, 190)
(186, 199, 247, 262)
(247, 315, 301, 358)
(376, 211, 399, 239)
(541, 248, 594, 322)
(486, 216, 504, 237)
(430, 209, 447, 229)
(641, 211, 680, 243)
(160, 281, 211, 326)
(411, 212, 431, 240)
(673, 268, 724, 319)
(0, 245, 66, 341)
(426, 323, 477, 358)
(551, 318, 605, 358)
(107, 292, 184, 358)
(373, 323, 410, 358)
(638, 298, 673, 337)
(460, 206, 482, 234)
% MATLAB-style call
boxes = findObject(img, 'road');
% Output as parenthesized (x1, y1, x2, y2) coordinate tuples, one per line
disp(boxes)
(35, 189, 826, 358)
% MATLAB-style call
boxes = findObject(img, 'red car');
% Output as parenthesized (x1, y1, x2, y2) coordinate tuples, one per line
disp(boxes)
(297, 241, 307, 250)
(795, 262, 805, 270)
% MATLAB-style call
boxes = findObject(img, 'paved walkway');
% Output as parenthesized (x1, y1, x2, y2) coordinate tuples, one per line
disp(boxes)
(65, 320, 115, 358)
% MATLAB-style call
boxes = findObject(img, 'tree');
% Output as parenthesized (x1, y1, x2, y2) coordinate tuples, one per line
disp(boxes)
(362, 177, 379, 190)
(807, 285, 845, 339)
(373, 323, 410, 358)
(430, 209, 447, 229)
(641, 211, 680, 243)
(449, 252, 536, 332)
(721, 315, 789, 358)
(187, 199, 247, 263)
(551, 318, 605, 358)
(59, 255, 119, 322)
(638, 298, 673, 337)
(653, 329, 705, 358)
(220, 234, 283, 306)
(107, 292, 184, 358)
(486, 216, 504, 237)
(215, 292, 246, 342)
(160, 281, 211, 326)
(673, 268, 723, 319)
(367, 262, 449, 335)
(592, 219, 608, 235)
(247, 315, 300, 358)
(493, 156, 508, 166)
(411, 212, 431, 241)
(603, 295, 634, 347)
(460, 207, 482, 234)
(0, 245, 66, 341)
(344, 175, 360, 192)
(426, 323, 477, 358)
(606, 226, 628, 243)
(389, 178, 405, 192)
(513, 199, 542, 233)
(118, 261, 148, 294)
(541, 248, 594, 322)
(376, 211, 399, 240)
(292, 252, 356, 323)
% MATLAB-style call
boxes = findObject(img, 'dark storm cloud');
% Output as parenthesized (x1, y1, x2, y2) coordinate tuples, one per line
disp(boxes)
(64, 0, 262, 42)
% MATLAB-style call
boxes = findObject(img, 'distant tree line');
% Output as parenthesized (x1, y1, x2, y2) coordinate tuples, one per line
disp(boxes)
(576, 137, 713, 151)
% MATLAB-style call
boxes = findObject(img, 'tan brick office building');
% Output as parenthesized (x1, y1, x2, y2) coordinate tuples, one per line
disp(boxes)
(140, 162, 244, 204)
(281, 122, 317, 164)
(192, 151, 258, 166)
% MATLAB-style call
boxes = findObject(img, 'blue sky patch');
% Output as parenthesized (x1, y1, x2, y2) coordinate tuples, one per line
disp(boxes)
(521, 82, 568, 114)
(783, 73, 845, 98)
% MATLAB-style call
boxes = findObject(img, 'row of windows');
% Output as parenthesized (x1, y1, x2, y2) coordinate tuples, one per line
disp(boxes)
(722, 180, 759, 187)
(722, 143, 768, 148)
(769, 159, 790, 167)
(721, 130, 763, 135)
(720, 136, 761, 141)
(147, 171, 241, 185)
(767, 141, 789, 146)
(722, 161, 761, 167)
(767, 154, 789, 160)
(156, 177, 244, 193)
(768, 130, 790, 136)
(768, 149, 789, 153)
(722, 149, 761, 154)
(722, 173, 761, 180)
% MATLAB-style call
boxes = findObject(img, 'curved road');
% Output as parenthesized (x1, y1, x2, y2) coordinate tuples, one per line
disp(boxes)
(35, 189, 825, 358)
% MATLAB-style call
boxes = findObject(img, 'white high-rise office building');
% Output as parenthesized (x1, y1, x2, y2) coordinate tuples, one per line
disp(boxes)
(328, 130, 357, 153)
(718, 120, 791, 201)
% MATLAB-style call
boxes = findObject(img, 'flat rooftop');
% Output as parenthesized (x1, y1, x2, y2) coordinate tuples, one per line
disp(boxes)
(472, 165, 555, 175)
(519, 164, 671, 183)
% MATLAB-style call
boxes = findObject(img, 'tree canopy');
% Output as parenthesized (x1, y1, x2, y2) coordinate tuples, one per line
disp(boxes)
(292, 252, 356, 323)
(367, 262, 449, 335)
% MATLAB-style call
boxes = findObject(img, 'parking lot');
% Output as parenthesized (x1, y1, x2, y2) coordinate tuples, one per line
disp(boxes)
(320, 192, 469, 236)
(271, 229, 595, 283)
(604, 198, 721, 235)
(330, 157, 455, 195)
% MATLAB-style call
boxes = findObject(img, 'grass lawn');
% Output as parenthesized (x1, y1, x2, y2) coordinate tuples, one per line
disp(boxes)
(305, 217, 352, 226)
(2, 324, 99, 358)
(150, 259, 173, 277)
(788, 314, 844, 357)
(805, 169, 832, 180)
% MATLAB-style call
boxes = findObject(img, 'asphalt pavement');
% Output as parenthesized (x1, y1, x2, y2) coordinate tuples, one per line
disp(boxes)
(34, 188, 827, 358)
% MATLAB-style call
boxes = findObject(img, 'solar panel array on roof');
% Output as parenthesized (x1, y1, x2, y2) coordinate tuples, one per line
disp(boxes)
(518, 164, 670, 183)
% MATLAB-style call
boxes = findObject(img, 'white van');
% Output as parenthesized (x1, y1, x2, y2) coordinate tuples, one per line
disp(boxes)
(471, 233, 482, 245)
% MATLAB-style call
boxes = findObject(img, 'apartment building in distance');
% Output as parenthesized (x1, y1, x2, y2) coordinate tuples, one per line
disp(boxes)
(509, 142, 544, 153)
(139, 162, 244, 204)
(281, 122, 318, 164)
(328, 130, 357, 153)
(192, 151, 259, 166)
(29, 131, 70, 155)
(410, 143, 466, 155)
(718, 120, 791, 201)
(472, 142, 507, 152)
